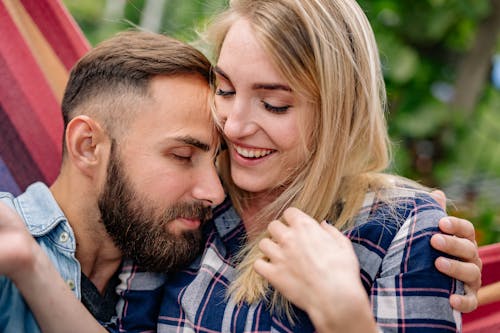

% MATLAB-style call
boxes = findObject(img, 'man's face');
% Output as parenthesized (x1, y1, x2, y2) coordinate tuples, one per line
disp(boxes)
(98, 74, 224, 272)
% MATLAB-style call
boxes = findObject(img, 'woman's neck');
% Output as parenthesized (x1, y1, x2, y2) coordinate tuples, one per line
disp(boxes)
(239, 191, 278, 241)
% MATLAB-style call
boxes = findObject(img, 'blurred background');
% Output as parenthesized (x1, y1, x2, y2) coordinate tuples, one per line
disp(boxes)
(63, 0, 500, 245)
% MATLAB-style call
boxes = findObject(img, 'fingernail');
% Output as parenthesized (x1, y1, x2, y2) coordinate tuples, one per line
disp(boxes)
(450, 295, 461, 308)
(441, 217, 451, 229)
(434, 234, 446, 248)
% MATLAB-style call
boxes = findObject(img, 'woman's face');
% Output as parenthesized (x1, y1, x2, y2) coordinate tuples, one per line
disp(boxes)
(214, 18, 309, 195)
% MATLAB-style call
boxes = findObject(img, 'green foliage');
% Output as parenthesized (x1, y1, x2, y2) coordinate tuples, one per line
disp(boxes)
(63, 0, 106, 45)
(123, 0, 146, 26)
(160, 0, 226, 41)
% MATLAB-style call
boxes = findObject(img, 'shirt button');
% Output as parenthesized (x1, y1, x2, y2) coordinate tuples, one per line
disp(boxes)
(66, 279, 75, 290)
(59, 232, 69, 243)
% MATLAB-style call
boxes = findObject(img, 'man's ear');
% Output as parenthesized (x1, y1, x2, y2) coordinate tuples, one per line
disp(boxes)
(65, 115, 109, 177)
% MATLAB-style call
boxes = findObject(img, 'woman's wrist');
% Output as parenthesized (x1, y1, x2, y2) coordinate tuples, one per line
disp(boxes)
(306, 284, 378, 333)
(3, 230, 41, 284)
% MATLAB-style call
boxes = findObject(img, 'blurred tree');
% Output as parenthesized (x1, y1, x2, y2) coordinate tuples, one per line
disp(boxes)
(140, 0, 167, 32)
(452, 0, 500, 114)
(360, 0, 500, 244)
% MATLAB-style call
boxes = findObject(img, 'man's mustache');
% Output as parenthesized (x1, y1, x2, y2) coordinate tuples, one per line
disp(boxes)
(163, 202, 213, 224)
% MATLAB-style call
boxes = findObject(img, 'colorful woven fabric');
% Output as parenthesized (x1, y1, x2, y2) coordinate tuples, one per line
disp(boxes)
(463, 243, 500, 333)
(0, 0, 89, 195)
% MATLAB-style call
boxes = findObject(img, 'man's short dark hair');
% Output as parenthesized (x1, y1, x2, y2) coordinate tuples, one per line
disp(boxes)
(61, 31, 212, 146)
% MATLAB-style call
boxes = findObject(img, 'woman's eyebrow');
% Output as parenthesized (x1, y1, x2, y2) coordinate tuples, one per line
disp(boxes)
(214, 66, 292, 92)
(252, 83, 292, 92)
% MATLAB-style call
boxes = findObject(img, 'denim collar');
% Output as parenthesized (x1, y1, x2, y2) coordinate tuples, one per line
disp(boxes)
(15, 182, 68, 236)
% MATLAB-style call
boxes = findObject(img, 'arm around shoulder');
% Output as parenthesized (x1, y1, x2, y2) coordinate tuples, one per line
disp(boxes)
(371, 194, 462, 332)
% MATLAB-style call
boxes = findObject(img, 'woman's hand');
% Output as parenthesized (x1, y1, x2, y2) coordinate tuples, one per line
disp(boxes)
(0, 202, 38, 282)
(254, 207, 377, 333)
(0, 202, 106, 333)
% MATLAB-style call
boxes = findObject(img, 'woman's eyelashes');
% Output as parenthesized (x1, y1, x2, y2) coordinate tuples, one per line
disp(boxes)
(262, 101, 290, 113)
(215, 85, 291, 113)
(215, 88, 235, 96)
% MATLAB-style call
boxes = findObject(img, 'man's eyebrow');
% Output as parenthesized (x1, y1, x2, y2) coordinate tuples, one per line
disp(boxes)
(213, 66, 229, 81)
(175, 136, 210, 152)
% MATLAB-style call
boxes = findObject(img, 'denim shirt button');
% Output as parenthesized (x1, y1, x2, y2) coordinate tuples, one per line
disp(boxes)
(59, 232, 70, 243)
(66, 279, 75, 290)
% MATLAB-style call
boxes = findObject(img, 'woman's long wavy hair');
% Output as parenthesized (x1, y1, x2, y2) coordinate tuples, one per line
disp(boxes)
(205, 0, 397, 318)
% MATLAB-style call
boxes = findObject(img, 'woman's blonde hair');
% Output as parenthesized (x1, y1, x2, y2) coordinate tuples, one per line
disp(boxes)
(205, 0, 395, 316)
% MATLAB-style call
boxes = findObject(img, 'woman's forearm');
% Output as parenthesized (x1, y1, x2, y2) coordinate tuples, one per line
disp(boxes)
(12, 242, 106, 333)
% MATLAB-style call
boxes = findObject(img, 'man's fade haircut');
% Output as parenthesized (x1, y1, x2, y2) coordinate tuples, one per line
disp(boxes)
(61, 30, 213, 152)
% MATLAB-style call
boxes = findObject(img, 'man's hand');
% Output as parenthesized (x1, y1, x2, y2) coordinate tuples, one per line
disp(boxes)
(430, 190, 482, 313)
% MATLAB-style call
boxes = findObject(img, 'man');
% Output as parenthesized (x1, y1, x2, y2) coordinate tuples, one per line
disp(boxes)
(0, 31, 224, 332)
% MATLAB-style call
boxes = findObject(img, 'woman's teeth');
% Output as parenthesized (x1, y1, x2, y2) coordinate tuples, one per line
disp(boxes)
(235, 145, 274, 158)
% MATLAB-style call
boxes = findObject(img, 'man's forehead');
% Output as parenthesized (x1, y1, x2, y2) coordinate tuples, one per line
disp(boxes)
(148, 76, 213, 121)
(136, 75, 217, 143)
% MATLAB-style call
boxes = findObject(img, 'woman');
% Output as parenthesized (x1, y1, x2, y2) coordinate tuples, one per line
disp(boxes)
(0, 0, 481, 332)
(113, 0, 478, 331)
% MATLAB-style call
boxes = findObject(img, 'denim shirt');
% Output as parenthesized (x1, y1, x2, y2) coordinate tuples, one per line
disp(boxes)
(0, 182, 80, 333)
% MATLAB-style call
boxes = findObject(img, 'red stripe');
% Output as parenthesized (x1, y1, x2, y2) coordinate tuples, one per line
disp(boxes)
(0, 2, 62, 184)
(19, 0, 90, 70)
(463, 243, 500, 330)
(0, 2, 63, 143)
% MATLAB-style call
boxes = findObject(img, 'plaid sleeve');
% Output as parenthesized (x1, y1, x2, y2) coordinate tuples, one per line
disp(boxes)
(105, 260, 166, 332)
(370, 193, 463, 332)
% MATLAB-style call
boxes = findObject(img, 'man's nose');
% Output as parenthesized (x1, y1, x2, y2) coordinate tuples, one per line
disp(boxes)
(192, 165, 225, 207)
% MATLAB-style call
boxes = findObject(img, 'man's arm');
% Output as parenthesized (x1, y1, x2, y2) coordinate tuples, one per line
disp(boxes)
(254, 200, 461, 332)
(0, 202, 106, 333)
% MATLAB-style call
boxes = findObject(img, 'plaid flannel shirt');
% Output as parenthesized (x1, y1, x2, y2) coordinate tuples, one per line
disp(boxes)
(109, 187, 462, 333)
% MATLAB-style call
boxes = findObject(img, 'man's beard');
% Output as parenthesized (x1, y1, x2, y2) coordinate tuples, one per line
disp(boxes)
(97, 142, 212, 272)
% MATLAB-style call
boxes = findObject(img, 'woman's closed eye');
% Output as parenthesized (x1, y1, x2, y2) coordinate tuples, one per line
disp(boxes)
(262, 101, 290, 113)
(215, 88, 235, 97)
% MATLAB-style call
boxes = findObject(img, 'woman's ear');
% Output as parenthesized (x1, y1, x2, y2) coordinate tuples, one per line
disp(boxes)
(64, 115, 109, 177)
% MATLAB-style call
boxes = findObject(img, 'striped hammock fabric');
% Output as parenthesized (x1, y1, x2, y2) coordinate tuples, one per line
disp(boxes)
(463, 242, 500, 332)
(0, 0, 89, 195)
